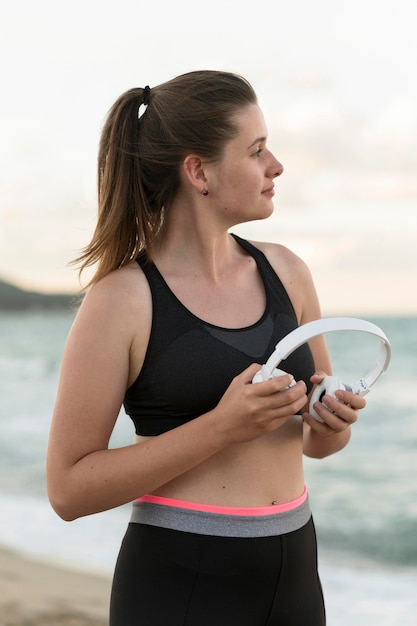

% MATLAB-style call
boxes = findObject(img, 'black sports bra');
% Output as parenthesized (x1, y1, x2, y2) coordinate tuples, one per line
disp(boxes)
(123, 234, 315, 436)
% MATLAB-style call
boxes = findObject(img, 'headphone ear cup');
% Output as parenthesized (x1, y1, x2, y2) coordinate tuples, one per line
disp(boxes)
(309, 376, 346, 422)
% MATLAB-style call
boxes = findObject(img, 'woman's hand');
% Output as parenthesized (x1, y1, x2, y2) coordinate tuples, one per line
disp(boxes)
(303, 371, 366, 435)
(214, 363, 308, 445)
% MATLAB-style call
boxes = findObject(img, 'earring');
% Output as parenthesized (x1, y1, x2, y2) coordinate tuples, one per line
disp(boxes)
(201, 188, 209, 196)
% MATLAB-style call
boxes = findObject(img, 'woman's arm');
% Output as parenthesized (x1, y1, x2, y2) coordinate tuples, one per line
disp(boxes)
(47, 267, 229, 520)
(256, 241, 366, 459)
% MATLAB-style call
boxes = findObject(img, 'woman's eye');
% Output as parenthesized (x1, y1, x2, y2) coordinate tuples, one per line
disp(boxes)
(253, 148, 263, 157)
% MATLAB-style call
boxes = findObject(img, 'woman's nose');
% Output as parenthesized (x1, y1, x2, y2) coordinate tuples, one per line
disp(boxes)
(271, 156, 284, 178)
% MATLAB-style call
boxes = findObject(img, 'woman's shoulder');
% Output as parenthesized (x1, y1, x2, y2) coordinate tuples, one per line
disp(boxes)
(245, 239, 312, 279)
(73, 261, 152, 334)
(83, 261, 149, 304)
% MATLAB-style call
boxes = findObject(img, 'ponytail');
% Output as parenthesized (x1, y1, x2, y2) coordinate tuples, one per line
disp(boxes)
(73, 87, 161, 288)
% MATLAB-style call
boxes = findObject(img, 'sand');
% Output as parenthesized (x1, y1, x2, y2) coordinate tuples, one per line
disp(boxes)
(0, 547, 112, 626)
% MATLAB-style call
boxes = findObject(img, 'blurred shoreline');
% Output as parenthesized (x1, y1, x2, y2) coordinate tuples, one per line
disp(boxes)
(0, 545, 111, 626)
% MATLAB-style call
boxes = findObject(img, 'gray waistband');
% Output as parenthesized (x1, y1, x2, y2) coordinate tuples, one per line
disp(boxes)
(130, 497, 311, 538)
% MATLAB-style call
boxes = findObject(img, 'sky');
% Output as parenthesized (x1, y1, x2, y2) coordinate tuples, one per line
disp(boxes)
(0, 0, 416, 315)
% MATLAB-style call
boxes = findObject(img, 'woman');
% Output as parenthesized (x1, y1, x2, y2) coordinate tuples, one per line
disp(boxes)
(47, 70, 365, 625)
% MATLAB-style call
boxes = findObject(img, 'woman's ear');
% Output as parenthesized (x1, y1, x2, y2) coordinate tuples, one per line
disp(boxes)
(183, 155, 208, 194)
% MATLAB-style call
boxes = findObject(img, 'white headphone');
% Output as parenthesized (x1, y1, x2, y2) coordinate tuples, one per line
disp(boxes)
(252, 317, 391, 421)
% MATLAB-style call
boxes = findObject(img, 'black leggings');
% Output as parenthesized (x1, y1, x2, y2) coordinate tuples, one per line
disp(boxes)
(110, 517, 325, 626)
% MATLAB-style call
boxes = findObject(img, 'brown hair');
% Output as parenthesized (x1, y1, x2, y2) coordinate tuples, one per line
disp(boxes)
(74, 70, 257, 287)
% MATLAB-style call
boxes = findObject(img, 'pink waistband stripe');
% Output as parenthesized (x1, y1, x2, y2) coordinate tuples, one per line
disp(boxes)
(135, 487, 307, 517)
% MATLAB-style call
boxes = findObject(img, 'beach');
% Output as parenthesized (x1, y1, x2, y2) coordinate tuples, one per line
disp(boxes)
(0, 546, 111, 626)
(1, 312, 417, 625)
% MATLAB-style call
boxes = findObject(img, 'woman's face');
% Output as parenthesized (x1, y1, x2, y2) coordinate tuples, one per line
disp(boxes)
(206, 104, 284, 225)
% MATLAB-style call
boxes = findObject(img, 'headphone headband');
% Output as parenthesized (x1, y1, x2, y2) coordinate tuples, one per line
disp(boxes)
(264, 317, 391, 395)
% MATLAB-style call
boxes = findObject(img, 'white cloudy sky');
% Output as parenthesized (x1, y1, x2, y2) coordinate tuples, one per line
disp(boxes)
(0, 0, 416, 315)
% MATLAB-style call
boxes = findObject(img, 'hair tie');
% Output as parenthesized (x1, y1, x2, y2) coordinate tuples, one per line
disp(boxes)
(143, 85, 151, 105)
(138, 85, 151, 119)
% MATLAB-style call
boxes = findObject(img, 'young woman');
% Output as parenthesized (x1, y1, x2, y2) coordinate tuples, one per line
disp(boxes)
(47, 70, 366, 625)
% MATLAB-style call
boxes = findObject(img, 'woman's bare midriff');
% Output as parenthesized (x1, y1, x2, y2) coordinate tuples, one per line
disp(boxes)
(134, 415, 305, 507)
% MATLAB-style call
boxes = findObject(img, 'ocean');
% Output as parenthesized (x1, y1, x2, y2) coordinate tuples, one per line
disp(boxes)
(1, 311, 416, 624)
